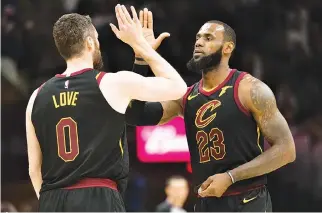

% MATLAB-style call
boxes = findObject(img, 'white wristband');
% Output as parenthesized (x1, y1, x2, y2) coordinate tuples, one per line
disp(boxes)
(227, 171, 235, 184)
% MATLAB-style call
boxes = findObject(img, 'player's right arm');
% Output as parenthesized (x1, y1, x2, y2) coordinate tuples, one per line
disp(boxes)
(124, 63, 185, 125)
(122, 7, 184, 126)
(99, 71, 186, 114)
(102, 5, 186, 114)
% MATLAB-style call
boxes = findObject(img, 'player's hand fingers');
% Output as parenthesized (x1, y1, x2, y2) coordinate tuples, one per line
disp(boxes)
(155, 32, 170, 47)
(110, 23, 120, 38)
(130, 6, 139, 23)
(115, 4, 124, 26)
(147, 11, 153, 29)
(199, 177, 213, 192)
(121, 5, 133, 24)
(143, 8, 148, 28)
(116, 5, 129, 25)
(198, 186, 213, 197)
(139, 10, 144, 27)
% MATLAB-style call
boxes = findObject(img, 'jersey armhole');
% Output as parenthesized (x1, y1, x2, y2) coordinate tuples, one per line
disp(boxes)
(32, 82, 46, 110)
(37, 82, 46, 95)
(95, 71, 126, 114)
(30, 82, 46, 122)
(233, 72, 251, 117)
(96, 72, 107, 86)
(182, 86, 194, 111)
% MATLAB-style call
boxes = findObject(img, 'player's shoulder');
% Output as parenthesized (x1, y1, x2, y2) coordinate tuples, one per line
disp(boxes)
(238, 73, 276, 111)
(100, 70, 149, 89)
(100, 71, 134, 82)
(98, 71, 140, 99)
(238, 73, 272, 95)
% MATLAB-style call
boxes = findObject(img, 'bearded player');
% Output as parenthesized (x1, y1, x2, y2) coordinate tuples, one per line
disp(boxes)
(126, 10, 296, 212)
(26, 5, 186, 212)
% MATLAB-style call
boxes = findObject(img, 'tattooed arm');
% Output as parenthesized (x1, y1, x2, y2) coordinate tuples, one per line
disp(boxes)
(230, 75, 296, 182)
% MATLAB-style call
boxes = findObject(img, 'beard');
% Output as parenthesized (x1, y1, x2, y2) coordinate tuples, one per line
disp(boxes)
(187, 46, 223, 74)
(93, 43, 104, 70)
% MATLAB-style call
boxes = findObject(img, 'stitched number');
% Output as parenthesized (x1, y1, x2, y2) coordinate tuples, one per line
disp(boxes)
(56, 117, 79, 162)
(196, 128, 226, 163)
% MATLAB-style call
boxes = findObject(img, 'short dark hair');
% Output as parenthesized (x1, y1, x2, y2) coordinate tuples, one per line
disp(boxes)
(53, 13, 95, 60)
(207, 20, 236, 47)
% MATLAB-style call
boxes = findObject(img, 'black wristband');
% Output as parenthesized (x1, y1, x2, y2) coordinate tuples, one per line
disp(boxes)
(135, 57, 145, 61)
(125, 101, 163, 126)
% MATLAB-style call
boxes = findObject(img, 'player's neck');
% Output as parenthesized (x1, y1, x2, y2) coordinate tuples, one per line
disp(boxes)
(201, 63, 230, 91)
(64, 57, 93, 75)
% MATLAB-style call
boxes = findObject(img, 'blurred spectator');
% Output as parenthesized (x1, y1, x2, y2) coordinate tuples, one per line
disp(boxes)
(1, 201, 18, 212)
(155, 176, 189, 212)
(285, 3, 310, 55)
(19, 199, 39, 212)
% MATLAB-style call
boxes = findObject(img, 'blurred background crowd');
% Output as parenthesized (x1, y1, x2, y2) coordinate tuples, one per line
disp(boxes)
(1, 0, 322, 211)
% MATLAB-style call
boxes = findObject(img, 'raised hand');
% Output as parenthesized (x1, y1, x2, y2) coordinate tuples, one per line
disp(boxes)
(110, 5, 144, 47)
(139, 8, 170, 51)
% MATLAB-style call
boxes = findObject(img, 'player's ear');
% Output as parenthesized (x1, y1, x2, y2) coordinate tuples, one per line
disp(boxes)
(85, 36, 95, 51)
(223, 42, 234, 55)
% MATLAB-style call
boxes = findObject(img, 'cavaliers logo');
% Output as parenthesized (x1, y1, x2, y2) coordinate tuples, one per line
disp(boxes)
(195, 100, 221, 128)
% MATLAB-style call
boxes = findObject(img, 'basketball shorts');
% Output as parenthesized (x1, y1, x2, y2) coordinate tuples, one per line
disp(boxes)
(194, 185, 272, 212)
(38, 178, 125, 212)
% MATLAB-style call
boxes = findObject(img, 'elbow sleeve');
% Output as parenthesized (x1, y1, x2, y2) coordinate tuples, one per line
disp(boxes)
(125, 100, 163, 126)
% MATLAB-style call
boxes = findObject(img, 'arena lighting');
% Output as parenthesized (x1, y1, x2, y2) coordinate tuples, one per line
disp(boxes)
(136, 117, 191, 162)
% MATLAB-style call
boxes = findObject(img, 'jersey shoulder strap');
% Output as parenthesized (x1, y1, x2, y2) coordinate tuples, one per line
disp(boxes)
(94, 71, 107, 86)
(231, 70, 251, 116)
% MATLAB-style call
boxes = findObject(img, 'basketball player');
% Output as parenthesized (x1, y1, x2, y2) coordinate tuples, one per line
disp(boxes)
(155, 176, 189, 212)
(126, 11, 296, 212)
(26, 5, 186, 212)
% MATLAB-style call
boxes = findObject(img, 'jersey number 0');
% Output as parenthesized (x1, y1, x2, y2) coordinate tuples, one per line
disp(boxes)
(56, 117, 79, 162)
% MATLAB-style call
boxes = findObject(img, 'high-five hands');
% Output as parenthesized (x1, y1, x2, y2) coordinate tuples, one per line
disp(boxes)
(110, 5, 170, 52)
(110, 4, 144, 47)
(139, 8, 170, 51)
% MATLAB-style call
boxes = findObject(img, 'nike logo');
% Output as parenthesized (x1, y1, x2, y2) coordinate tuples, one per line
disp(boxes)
(187, 93, 199, 100)
(243, 196, 257, 204)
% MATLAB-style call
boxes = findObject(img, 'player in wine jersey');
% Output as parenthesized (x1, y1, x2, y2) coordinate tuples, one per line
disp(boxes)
(126, 15, 296, 212)
(26, 5, 187, 212)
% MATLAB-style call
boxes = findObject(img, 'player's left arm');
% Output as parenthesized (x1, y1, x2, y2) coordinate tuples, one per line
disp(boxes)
(26, 89, 43, 199)
(230, 75, 296, 182)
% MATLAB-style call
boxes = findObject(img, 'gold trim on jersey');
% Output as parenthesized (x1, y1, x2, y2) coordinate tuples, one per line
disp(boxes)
(257, 126, 263, 153)
(119, 138, 124, 156)
(128, 100, 133, 108)
(95, 72, 101, 79)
